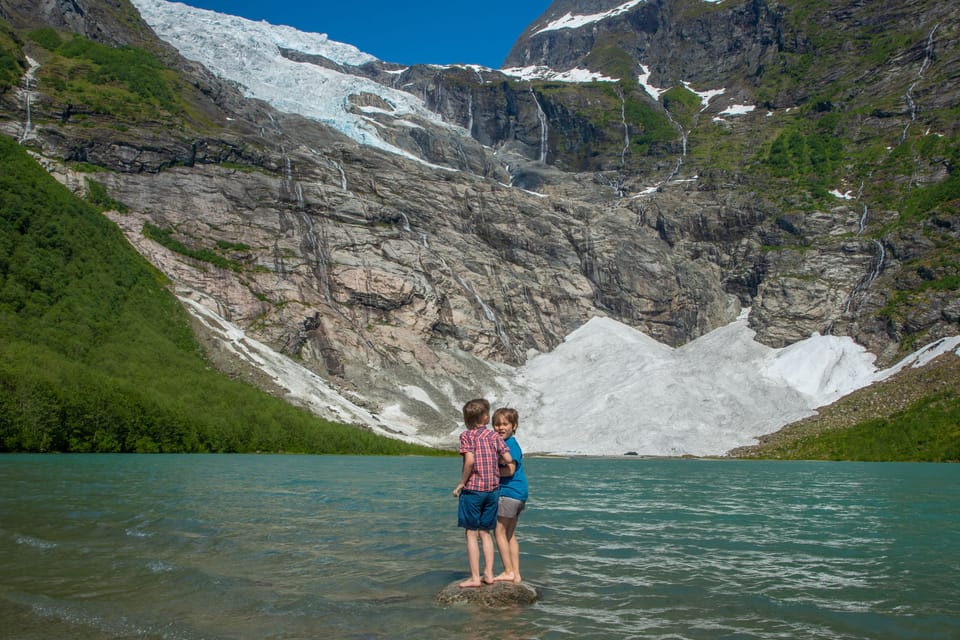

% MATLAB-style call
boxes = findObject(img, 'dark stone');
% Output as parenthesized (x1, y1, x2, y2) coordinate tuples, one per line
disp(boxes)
(435, 580, 540, 607)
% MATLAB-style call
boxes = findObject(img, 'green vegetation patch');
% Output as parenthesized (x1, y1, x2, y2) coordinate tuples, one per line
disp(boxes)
(732, 353, 960, 462)
(84, 178, 128, 212)
(583, 43, 637, 84)
(0, 136, 443, 456)
(0, 20, 25, 92)
(620, 87, 676, 151)
(767, 393, 960, 462)
(55, 36, 176, 108)
(143, 223, 245, 273)
(216, 239, 252, 251)
(661, 85, 702, 131)
(26, 27, 63, 51)
(763, 116, 845, 181)
(23, 31, 213, 128)
(899, 173, 960, 223)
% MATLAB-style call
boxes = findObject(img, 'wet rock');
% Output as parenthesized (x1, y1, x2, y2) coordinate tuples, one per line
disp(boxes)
(435, 580, 540, 607)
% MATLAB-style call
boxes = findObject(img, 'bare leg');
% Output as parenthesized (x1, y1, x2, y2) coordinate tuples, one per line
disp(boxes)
(459, 529, 482, 588)
(507, 526, 522, 583)
(479, 530, 496, 584)
(494, 516, 519, 582)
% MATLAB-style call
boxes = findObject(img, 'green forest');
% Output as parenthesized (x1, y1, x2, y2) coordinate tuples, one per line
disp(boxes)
(0, 136, 445, 455)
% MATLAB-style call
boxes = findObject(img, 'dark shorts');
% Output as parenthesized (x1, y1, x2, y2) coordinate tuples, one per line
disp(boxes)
(458, 489, 498, 531)
(498, 496, 526, 519)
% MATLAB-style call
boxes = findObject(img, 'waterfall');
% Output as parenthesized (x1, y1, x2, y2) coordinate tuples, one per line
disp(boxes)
(19, 56, 39, 143)
(530, 87, 548, 163)
(844, 239, 886, 314)
(425, 247, 512, 353)
(299, 210, 333, 302)
(596, 172, 626, 198)
(857, 204, 868, 235)
(454, 274, 512, 352)
(653, 107, 687, 186)
(665, 156, 684, 184)
(379, 212, 510, 353)
(618, 87, 629, 168)
(333, 161, 347, 190)
(295, 183, 305, 210)
(281, 146, 293, 183)
(918, 24, 939, 77)
(280, 144, 306, 209)
(467, 93, 474, 137)
(900, 23, 940, 144)
(868, 239, 886, 284)
(431, 71, 445, 115)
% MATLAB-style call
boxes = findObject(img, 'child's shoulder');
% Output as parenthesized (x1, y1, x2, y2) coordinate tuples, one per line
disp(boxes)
(477, 429, 501, 442)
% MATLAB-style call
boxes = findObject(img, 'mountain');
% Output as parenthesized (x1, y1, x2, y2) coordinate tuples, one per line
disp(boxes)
(0, 0, 957, 455)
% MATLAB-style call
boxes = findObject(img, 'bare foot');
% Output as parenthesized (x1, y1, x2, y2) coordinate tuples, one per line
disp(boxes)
(513, 575, 523, 584)
(459, 578, 482, 588)
(482, 575, 495, 585)
(493, 572, 515, 582)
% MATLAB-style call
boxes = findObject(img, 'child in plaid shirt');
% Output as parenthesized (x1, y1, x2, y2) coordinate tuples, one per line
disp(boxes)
(452, 398, 513, 588)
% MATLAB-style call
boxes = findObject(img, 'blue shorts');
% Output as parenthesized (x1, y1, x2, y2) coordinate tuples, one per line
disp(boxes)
(458, 489, 499, 531)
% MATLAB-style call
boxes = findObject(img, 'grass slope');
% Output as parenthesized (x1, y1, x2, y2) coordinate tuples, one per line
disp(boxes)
(0, 136, 444, 455)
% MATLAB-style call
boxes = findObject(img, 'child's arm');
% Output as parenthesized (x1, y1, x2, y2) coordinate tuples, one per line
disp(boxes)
(453, 451, 475, 496)
(498, 450, 515, 477)
(498, 451, 516, 477)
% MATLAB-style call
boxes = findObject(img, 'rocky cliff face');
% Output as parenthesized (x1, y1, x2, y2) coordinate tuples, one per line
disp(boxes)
(0, 0, 956, 436)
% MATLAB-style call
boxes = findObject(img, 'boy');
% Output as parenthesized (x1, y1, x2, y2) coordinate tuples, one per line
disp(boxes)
(452, 398, 512, 588)
(492, 407, 528, 584)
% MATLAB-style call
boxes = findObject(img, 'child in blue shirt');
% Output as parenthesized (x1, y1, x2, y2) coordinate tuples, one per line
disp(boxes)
(491, 407, 528, 584)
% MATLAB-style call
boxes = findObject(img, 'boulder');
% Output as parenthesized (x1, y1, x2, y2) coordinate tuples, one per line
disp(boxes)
(435, 580, 540, 607)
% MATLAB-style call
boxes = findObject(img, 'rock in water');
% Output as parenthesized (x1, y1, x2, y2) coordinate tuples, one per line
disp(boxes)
(436, 580, 540, 607)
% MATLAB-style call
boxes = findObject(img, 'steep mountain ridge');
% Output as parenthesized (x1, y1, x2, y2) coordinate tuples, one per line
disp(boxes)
(0, 0, 957, 445)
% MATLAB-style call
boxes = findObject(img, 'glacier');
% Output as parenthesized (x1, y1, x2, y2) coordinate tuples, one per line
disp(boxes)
(495, 312, 960, 456)
(131, 0, 464, 161)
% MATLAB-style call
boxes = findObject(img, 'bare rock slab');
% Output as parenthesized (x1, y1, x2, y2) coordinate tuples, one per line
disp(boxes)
(436, 580, 540, 607)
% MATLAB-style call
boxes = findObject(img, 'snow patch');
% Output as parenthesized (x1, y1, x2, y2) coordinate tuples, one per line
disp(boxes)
(682, 81, 726, 110)
(830, 189, 856, 200)
(502, 66, 619, 83)
(501, 313, 960, 457)
(719, 104, 756, 116)
(177, 292, 438, 447)
(533, 1, 726, 36)
(533, 1, 647, 35)
(637, 64, 666, 100)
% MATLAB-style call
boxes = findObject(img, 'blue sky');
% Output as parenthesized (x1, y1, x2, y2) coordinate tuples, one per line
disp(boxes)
(173, 1, 553, 68)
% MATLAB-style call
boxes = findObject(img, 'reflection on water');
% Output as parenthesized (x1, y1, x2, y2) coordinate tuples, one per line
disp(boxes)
(1, 455, 958, 639)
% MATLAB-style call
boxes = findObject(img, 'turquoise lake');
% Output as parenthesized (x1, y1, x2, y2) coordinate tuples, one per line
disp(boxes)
(1, 454, 958, 639)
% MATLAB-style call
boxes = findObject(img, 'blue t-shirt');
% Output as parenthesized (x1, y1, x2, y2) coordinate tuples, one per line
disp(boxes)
(499, 436, 528, 501)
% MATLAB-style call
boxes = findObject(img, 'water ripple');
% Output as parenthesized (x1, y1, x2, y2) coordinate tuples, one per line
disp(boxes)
(1, 455, 958, 639)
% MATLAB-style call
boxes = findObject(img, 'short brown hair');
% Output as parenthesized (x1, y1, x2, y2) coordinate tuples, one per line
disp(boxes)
(462, 398, 489, 428)
(492, 407, 518, 430)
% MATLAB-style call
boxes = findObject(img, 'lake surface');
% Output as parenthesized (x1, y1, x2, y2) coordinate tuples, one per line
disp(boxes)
(1, 455, 958, 639)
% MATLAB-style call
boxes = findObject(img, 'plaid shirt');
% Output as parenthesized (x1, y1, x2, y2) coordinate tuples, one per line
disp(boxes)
(459, 428, 508, 492)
